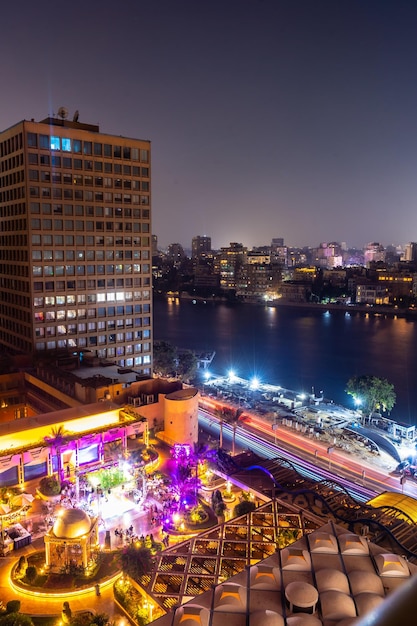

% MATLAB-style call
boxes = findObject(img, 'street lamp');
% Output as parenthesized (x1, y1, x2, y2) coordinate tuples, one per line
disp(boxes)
(327, 446, 334, 470)
(228, 369, 236, 384)
(272, 419, 279, 445)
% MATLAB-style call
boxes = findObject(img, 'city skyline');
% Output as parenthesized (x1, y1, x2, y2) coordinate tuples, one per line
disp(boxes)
(2, 1, 417, 249)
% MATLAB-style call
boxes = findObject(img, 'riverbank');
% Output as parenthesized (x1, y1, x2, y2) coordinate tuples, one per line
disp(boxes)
(161, 291, 417, 320)
(199, 373, 405, 474)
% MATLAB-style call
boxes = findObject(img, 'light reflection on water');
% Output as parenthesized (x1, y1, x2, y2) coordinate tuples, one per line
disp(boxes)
(154, 298, 416, 423)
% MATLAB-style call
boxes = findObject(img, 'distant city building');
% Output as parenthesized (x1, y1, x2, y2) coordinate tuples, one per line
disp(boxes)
(236, 262, 281, 302)
(193, 260, 220, 290)
(247, 250, 271, 264)
(167, 243, 186, 265)
(403, 242, 417, 262)
(376, 270, 414, 300)
(356, 283, 389, 305)
(0, 112, 152, 373)
(364, 242, 385, 266)
(216, 242, 247, 291)
(152, 234, 159, 257)
(271, 238, 288, 266)
(191, 235, 211, 259)
(316, 242, 343, 269)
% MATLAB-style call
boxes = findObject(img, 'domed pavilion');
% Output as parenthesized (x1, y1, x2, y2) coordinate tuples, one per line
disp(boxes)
(44, 508, 99, 573)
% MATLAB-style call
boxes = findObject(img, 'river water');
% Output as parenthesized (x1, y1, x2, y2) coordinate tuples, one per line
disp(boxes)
(153, 297, 416, 424)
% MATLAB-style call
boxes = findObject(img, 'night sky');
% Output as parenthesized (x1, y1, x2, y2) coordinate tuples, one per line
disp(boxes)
(2, 0, 417, 250)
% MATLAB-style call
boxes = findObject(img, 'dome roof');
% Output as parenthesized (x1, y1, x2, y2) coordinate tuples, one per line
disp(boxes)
(53, 508, 92, 539)
(316, 568, 350, 593)
(251, 610, 284, 626)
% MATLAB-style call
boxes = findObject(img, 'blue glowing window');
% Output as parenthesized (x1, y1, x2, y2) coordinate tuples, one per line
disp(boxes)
(50, 136, 60, 150)
(62, 137, 71, 151)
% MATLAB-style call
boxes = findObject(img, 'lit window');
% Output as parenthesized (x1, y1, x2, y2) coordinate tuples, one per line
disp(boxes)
(62, 138, 71, 151)
(50, 136, 60, 150)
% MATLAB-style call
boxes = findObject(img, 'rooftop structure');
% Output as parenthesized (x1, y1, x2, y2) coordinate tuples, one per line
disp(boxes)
(150, 518, 417, 626)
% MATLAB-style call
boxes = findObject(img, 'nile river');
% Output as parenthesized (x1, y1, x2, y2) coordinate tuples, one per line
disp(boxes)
(153, 297, 416, 424)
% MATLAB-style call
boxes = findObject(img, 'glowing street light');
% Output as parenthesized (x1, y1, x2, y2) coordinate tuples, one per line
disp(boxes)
(228, 370, 237, 383)
(204, 371, 211, 382)
(250, 377, 260, 391)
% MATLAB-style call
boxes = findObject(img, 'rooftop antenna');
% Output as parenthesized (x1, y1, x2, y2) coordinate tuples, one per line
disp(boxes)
(57, 106, 68, 121)
(73, 109, 79, 122)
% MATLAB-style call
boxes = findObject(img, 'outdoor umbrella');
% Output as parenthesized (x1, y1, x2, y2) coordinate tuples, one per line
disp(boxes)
(11, 493, 34, 508)
(0, 503, 11, 546)
(0, 503, 10, 515)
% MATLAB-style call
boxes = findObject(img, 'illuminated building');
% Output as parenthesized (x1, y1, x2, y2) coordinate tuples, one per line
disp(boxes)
(216, 242, 248, 291)
(364, 242, 385, 266)
(191, 235, 212, 259)
(0, 112, 152, 373)
(0, 369, 199, 487)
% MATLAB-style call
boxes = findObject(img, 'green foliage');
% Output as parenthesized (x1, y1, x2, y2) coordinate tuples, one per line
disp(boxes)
(90, 613, 110, 626)
(346, 375, 396, 418)
(16, 556, 27, 575)
(39, 476, 61, 496)
(5, 601, 20, 615)
(153, 340, 177, 376)
(233, 500, 256, 517)
(212, 489, 226, 517)
(176, 350, 198, 382)
(119, 545, 153, 581)
(92, 467, 125, 491)
(24, 565, 37, 584)
(0, 614, 33, 626)
(68, 613, 95, 626)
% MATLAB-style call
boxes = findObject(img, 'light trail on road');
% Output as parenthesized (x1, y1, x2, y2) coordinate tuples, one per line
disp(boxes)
(199, 410, 375, 503)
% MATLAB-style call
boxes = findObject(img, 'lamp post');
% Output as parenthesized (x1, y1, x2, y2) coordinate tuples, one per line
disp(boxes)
(327, 446, 334, 470)
(272, 419, 279, 446)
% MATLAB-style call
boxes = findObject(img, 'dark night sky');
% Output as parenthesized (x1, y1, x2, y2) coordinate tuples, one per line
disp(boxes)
(2, 0, 417, 250)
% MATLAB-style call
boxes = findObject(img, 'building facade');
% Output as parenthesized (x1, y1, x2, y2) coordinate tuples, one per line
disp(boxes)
(0, 114, 152, 373)
(191, 235, 212, 259)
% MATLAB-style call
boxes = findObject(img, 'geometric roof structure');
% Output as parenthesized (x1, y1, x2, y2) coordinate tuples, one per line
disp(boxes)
(367, 491, 417, 524)
(150, 521, 417, 626)
(138, 498, 322, 612)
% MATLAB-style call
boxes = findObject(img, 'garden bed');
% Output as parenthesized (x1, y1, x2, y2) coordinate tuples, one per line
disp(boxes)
(12, 551, 120, 593)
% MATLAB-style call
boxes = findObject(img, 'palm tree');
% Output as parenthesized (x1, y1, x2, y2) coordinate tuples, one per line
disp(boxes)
(44, 425, 68, 483)
(120, 544, 153, 580)
(217, 407, 230, 449)
(230, 408, 244, 456)
(104, 439, 125, 463)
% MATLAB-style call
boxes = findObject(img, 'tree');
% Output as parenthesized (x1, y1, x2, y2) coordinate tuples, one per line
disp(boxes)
(153, 341, 177, 377)
(90, 613, 111, 626)
(229, 408, 244, 456)
(120, 544, 153, 580)
(233, 500, 256, 517)
(176, 350, 198, 382)
(218, 407, 244, 455)
(25, 565, 37, 585)
(44, 425, 69, 483)
(346, 375, 396, 424)
(0, 614, 33, 626)
(211, 489, 226, 518)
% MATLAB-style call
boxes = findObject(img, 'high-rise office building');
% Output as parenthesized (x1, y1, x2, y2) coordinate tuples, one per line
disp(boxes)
(0, 112, 152, 374)
(191, 235, 211, 259)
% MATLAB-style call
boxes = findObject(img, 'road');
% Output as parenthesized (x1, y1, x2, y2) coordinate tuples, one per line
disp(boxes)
(199, 408, 417, 501)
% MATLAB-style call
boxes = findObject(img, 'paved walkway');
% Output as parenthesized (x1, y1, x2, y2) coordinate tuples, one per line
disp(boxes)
(0, 493, 163, 622)
(0, 443, 199, 622)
